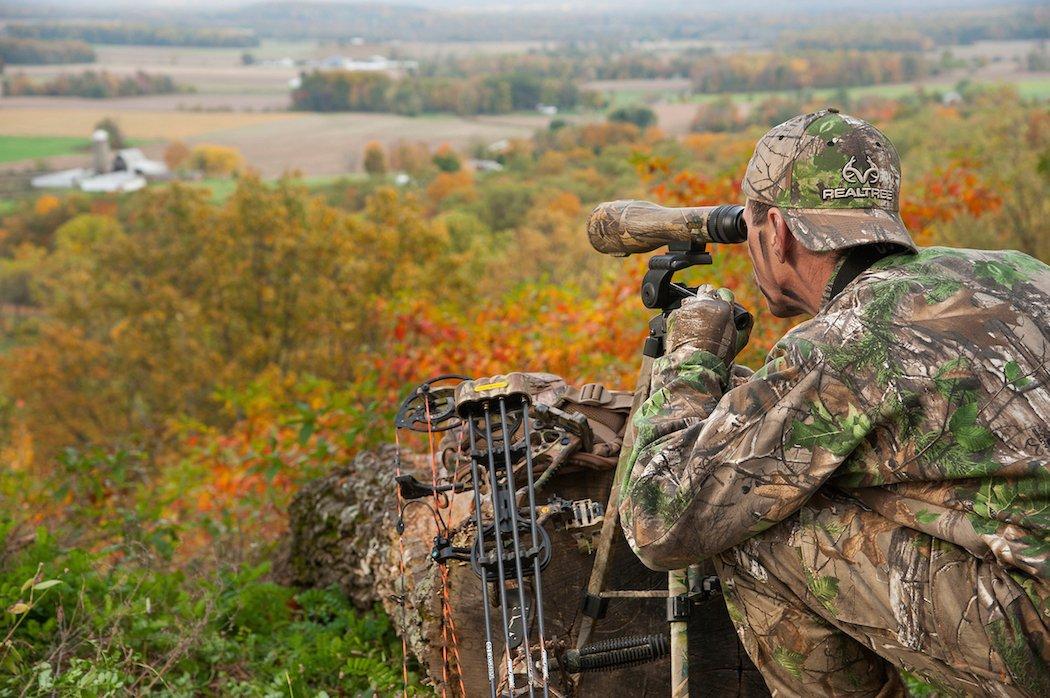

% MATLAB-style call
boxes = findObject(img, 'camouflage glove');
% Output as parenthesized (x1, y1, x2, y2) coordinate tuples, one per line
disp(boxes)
(664, 285, 751, 367)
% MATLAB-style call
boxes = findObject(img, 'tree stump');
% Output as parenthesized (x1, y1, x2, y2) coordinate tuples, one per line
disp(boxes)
(277, 444, 770, 697)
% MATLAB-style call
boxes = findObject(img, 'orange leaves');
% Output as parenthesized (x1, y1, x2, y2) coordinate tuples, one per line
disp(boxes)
(541, 191, 581, 218)
(572, 122, 642, 153)
(33, 195, 60, 217)
(651, 170, 741, 208)
(900, 162, 1003, 245)
(426, 170, 475, 206)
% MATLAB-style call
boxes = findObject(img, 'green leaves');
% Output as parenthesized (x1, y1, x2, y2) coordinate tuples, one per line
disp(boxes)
(1004, 360, 1032, 388)
(0, 537, 425, 695)
(805, 571, 840, 613)
(914, 509, 940, 525)
(975, 259, 1024, 289)
(790, 400, 872, 457)
(949, 402, 996, 453)
(773, 647, 806, 679)
(30, 580, 61, 593)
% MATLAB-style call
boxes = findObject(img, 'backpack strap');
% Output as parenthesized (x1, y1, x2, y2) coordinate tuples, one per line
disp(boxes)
(558, 382, 635, 457)
(562, 383, 634, 411)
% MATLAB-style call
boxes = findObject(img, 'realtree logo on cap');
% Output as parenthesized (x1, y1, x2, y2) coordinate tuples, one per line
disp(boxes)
(821, 153, 894, 203)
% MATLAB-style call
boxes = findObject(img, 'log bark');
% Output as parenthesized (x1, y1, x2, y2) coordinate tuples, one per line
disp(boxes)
(273, 444, 404, 611)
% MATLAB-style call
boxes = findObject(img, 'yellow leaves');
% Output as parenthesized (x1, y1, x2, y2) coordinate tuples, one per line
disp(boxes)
(535, 150, 568, 175)
(6, 568, 60, 619)
(6, 602, 30, 616)
(59, 212, 124, 245)
(189, 144, 245, 177)
(362, 140, 387, 176)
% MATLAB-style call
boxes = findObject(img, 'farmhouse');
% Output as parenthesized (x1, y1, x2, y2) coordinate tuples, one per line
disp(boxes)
(31, 130, 169, 194)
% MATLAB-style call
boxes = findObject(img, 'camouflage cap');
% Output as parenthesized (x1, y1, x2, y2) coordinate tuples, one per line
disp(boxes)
(742, 108, 917, 253)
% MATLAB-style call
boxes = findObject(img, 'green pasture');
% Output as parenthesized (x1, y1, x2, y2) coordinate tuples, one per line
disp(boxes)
(1012, 77, 1050, 100)
(194, 173, 366, 203)
(0, 136, 86, 164)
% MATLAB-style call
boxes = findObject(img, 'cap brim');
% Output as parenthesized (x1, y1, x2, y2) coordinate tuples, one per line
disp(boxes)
(781, 208, 917, 253)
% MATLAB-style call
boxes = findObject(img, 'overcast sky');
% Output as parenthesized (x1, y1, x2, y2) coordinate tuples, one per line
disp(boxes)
(13, 0, 1030, 12)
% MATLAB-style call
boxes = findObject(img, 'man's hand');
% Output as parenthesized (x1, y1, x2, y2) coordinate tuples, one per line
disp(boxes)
(665, 285, 752, 367)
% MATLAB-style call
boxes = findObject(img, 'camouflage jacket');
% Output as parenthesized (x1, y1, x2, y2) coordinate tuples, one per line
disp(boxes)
(620, 247, 1050, 580)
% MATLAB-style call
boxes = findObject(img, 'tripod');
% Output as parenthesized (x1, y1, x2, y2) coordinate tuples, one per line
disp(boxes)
(574, 240, 750, 697)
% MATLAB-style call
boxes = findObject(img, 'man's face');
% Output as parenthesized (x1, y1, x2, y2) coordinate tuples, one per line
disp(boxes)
(743, 200, 796, 318)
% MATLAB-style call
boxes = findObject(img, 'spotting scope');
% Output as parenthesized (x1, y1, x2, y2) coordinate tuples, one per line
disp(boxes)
(587, 200, 747, 256)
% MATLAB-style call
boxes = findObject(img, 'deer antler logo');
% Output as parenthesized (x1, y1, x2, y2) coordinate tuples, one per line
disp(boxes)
(842, 155, 880, 185)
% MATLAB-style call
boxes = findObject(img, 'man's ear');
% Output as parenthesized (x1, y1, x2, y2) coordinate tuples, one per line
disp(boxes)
(768, 207, 792, 263)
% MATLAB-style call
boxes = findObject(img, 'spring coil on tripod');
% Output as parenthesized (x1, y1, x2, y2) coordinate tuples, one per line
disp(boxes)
(560, 633, 670, 673)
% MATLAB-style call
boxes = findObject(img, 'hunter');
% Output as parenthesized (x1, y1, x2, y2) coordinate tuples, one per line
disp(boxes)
(619, 108, 1049, 696)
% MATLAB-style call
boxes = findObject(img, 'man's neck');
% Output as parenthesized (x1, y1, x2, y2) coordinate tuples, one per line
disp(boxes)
(792, 253, 841, 316)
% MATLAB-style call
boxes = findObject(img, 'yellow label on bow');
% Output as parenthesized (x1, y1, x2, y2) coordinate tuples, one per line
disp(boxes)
(475, 380, 509, 392)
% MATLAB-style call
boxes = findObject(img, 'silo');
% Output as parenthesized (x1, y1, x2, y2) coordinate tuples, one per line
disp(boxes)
(92, 129, 111, 174)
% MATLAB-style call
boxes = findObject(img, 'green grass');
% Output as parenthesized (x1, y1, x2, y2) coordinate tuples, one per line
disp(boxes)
(0, 136, 86, 164)
(194, 173, 367, 203)
(196, 177, 239, 203)
(1012, 77, 1050, 100)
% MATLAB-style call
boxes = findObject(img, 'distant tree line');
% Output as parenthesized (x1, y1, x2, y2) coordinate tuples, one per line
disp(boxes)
(0, 37, 95, 65)
(4, 70, 185, 98)
(785, 27, 935, 52)
(292, 70, 590, 115)
(412, 47, 936, 92)
(784, 8, 1048, 50)
(418, 49, 703, 82)
(910, 7, 1049, 46)
(215, 1, 1045, 45)
(6, 22, 258, 48)
(691, 51, 932, 94)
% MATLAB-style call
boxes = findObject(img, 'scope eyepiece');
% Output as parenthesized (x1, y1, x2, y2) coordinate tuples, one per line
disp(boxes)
(706, 204, 747, 244)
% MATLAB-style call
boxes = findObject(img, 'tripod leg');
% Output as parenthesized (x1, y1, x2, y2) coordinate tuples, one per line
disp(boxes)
(575, 354, 654, 650)
(669, 569, 689, 698)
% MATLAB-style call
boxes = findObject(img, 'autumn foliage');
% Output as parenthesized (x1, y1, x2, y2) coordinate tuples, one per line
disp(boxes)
(0, 88, 1044, 569)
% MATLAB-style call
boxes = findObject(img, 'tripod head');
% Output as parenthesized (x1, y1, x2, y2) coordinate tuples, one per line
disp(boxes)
(640, 241, 751, 359)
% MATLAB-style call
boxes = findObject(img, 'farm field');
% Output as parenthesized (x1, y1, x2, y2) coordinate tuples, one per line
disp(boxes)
(1, 38, 1045, 178)
(0, 135, 87, 163)
(178, 111, 576, 177)
(0, 106, 296, 139)
(8, 40, 315, 96)
(0, 104, 577, 177)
